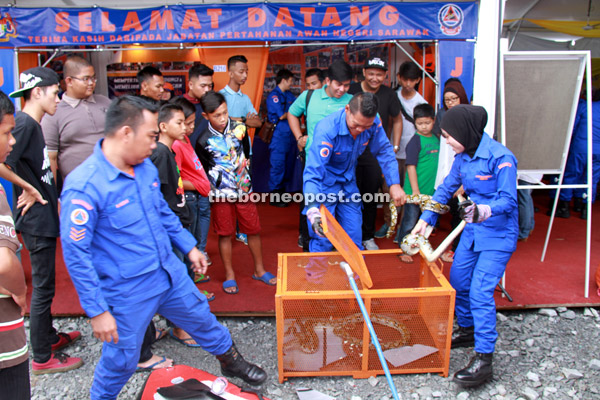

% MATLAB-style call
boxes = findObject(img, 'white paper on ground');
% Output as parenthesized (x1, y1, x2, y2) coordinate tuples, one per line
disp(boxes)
(296, 387, 337, 400)
(383, 344, 439, 367)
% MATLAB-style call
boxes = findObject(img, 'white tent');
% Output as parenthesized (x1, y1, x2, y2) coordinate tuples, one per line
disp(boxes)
(504, 0, 600, 56)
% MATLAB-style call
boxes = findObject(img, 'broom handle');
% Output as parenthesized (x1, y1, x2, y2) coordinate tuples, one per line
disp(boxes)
(340, 262, 400, 400)
(420, 193, 467, 262)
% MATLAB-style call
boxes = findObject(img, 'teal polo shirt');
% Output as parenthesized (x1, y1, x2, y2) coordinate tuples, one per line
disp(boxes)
(289, 85, 352, 152)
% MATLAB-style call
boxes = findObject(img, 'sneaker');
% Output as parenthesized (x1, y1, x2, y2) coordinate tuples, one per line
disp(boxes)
(32, 352, 83, 375)
(51, 331, 81, 352)
(235, 233, 248, 245)
(374, 224, 389, 239)
(362, 238, 379, 250)
(203, 252, 212, 266)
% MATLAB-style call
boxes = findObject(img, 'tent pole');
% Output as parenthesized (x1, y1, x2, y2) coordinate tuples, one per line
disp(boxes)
(584, 52, 592, 298)
(41, 48, 60, 68)
(392, 41, 438, 86)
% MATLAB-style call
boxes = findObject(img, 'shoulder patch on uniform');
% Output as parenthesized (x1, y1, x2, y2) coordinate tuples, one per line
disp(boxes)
(70, 208, 89, 225)
(69, 227, 86, 242)
(498, 162, 512, 170)
(320, 148, 330, 158)
(115, 199, 130, 209)
(71, 198, 93, 210)
(321, 141, 333, 148)
(272, 96, 279, 103)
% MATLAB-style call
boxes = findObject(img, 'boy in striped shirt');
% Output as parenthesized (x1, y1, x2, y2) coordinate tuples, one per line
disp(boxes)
(0, 89, 29, 399)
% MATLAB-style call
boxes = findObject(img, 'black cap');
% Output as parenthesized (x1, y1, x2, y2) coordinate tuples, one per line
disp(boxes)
(10, 67, 60, 98)
(364, 56, 387, 71)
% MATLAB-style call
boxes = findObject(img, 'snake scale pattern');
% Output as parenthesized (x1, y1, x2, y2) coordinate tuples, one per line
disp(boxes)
(285, 313, 411, 354)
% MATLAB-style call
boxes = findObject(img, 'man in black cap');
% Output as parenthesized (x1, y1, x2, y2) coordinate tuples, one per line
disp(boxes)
(0, 67, 83, 374)
(348, 56, 403, 249)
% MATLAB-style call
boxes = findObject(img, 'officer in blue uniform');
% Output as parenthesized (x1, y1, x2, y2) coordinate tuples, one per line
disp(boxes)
(60, 96, 266, 400)
(555, 93, 600, 219)
(413, 105, 518, 387)
(267, 69, 297, 204)
(303, 92, 406, 253)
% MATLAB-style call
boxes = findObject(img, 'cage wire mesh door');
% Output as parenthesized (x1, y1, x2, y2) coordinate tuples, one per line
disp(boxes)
(276, 206, 456, 382)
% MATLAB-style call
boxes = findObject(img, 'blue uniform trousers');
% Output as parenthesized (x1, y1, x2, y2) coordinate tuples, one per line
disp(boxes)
(268, 128, 296, 192)
(91, 271, 232, 400)
(559, 153, 600, 203)
(450, 241, 512, 354)
(308, 194, 364, 252)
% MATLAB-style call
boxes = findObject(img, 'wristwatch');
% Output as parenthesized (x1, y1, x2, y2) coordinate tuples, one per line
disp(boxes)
(393, 145, 399, 152)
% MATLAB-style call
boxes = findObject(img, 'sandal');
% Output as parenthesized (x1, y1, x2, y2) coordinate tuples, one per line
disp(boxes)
(194, 273, 210, 284)
(155, 328, 168, 341)
(201, 290, 215, 302)
(441, 250, 454, 263)
(136, 355, 173, 372)
(252, 271, 276, 286)
(169, 328, 202, 348)
(222, 279, 239, 294)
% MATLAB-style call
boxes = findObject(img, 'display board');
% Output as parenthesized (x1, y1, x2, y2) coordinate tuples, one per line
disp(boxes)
(500, 52, 586, 173)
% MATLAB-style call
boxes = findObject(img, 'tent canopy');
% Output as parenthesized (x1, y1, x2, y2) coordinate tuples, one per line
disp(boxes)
(504, 0, 600, 42)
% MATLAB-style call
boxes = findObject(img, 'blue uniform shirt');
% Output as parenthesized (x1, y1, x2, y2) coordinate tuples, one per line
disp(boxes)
(570, 98, 600, 155)
(266, 86, 296, 134)
(60, 140, 197, 318)
(303, 108, 400, 210)
(421, 133, 518, 252)
(219, 85, 257, 118)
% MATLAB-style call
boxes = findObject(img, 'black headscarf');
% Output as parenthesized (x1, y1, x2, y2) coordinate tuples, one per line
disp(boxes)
(440, 104, 488, 158)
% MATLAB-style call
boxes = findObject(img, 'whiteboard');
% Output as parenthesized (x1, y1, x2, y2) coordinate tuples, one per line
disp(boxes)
(499, 52, 586, 173)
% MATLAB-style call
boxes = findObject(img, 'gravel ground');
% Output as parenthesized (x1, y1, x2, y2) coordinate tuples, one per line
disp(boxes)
(28, 307, 600, 400)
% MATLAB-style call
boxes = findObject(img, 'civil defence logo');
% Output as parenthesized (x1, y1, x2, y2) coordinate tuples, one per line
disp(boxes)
(438, 4, 464, 36)
(70, 208, 89, 226)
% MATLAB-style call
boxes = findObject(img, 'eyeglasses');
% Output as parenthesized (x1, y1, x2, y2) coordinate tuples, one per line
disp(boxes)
(444, 95, 460, 103)
(70, 76, 97, 84)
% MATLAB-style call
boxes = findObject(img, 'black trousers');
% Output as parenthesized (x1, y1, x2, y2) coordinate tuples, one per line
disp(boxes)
(21, 233, 59, 364)
(0, 360, 30, 400)
(356, 149, 383, 241)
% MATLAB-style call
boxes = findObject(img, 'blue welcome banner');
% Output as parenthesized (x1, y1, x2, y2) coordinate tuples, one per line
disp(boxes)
(438, 40, 475, 101)
(0, 48, 15, 208)
(0, 2, 477, 47)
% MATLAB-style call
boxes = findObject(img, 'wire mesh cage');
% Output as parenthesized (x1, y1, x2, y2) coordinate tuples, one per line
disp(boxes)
(276, 250, 455, 382)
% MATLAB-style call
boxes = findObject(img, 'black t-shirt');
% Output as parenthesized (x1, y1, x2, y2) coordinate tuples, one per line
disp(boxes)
(150, 142, 193, 227)
(348, 82, 401, 138)
(4, 112, 59, 237)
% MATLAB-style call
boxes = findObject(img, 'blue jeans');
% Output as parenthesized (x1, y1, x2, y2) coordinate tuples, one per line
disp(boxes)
(396, 203, 421, 245)
(517, 180, 535, 240)
(20, 233, 59, 363)
(185, 191, 211, 252)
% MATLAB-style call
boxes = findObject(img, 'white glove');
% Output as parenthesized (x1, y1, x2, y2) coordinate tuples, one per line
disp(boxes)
(306, 207, 325, 237)
(462, 204, 492, 223)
